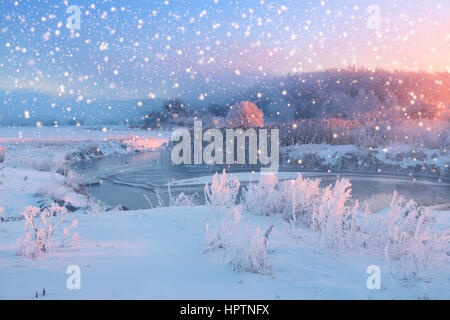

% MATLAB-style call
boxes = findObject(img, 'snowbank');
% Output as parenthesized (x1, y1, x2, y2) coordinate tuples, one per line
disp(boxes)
(0, 167, 87, 219)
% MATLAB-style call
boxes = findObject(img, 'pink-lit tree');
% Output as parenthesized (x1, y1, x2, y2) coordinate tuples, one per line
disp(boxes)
(225, 101, 264, 128)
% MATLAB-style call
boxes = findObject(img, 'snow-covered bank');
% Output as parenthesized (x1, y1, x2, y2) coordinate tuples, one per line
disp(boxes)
(0, 126, 168, 172)
(0, 206, 448, 299)
(0, 126, 168, 219)
(282, 144, 449, 179)
(0, 167, 87, 219)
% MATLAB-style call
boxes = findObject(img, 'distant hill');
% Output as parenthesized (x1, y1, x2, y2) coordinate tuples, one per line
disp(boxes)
(230, 69, 450, 121)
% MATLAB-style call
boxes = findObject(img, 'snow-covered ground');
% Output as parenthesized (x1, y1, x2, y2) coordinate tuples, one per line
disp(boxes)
(0, 167, 87, 218)
(0, 125, 449, 300)
(1, 206, 448, 300)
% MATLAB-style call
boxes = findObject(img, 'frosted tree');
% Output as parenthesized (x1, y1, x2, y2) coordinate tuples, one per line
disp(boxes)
(225, 101, 264, 128)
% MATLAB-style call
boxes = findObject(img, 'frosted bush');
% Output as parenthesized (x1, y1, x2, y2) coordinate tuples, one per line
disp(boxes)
(242, 173, 322, 225)
(242, 175, 283, 216)
(85, 197, 107, 214)
(312, 179, 361, 250)
(17, 204, 79, 258)
(279, 175, 322, 225)
(170, 192, 199, 207)
(168, 182, 199, 207)
(370, 193, 450, 276)
(205, 171, 449, 276)
(204, 169, 240, 212)
(205, 207, 246, 253)
(229, 225, 274, 274)
(309, 187, 449, 273)
(205, 205, 273, 274)
(307, 185, 449, 274)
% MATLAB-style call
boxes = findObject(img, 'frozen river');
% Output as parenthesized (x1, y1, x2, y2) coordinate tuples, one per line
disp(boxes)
(73, 151, 450, 211)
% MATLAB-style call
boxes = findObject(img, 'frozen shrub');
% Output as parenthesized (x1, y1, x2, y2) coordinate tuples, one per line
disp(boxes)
(225, 101, 264, 129)
(205, 172, 449, 277)
(168, 182, 199, 206)
(229, 225, 274, 274)
(312, 179, 361, 250)
(279, 175, 322, 225)
(306, 185, 449, 274)
(17, 204, 79, 258)
(205, 207, 246, 253)
(204, 169, 240, 211)
(371, 193, 450, 276)
(242, 173, 322, 225)
(242, 175, 282, 216)
(85, 197, 107, 214)
(242, 174, 364, 250)
(170, 192, 199, 207)
(204, 206, 273, 274)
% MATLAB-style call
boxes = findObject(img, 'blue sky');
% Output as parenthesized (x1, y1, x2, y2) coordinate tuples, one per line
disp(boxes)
(0, 0, 448, 100)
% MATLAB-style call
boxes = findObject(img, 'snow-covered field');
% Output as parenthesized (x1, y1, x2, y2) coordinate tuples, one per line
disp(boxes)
(1, 206, 448, 300)
(0, 126, 449, 300)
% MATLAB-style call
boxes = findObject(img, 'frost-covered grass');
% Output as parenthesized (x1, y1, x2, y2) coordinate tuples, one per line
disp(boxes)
(144, 183, 199, 208)
(274, 118, 450, 178)
(204, 169, 240, 211)
(278, 118, 450, 149)
(371, 193, 450, 276)
(17, 205, 79, 258)
(209, 171, 449, 277)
